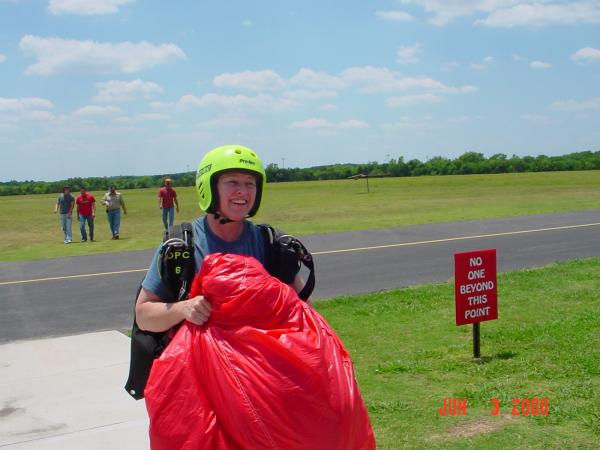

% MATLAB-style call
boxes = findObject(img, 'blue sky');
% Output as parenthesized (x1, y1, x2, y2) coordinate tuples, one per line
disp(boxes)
(1, 0, 599, 181)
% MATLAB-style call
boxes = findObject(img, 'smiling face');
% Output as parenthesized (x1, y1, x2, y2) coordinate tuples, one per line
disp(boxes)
(215, 171, 257, 221)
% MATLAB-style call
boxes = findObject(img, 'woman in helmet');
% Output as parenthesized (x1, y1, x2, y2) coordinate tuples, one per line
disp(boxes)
(135, 144, 302, 332)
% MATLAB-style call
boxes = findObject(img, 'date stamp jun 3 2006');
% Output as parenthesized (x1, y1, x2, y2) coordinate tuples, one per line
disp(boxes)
(438, 398, 550, 417)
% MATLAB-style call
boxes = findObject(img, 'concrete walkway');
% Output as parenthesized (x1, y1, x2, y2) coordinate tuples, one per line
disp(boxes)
(0, 331, 149, 449)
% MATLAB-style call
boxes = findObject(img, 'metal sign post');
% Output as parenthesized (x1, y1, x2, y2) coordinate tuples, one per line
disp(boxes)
(473, 323, 480, 359)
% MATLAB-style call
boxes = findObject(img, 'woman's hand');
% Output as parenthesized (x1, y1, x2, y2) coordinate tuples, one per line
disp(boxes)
(180, 295, 212, 325)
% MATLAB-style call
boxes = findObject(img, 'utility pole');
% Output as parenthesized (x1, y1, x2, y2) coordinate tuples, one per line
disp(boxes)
(281, 158, 285, 169)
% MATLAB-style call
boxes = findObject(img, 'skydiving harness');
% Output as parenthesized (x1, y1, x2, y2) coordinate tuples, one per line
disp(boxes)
(125, 222, 315, 400)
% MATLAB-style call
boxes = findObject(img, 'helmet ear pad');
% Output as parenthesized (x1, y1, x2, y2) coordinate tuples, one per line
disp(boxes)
(208, 170, 263, 218)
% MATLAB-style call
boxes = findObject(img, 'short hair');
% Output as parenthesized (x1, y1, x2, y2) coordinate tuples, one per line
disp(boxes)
(109, 184, 116, 189)
(62, 186, 70, 192)
(79, 186, 86, 190)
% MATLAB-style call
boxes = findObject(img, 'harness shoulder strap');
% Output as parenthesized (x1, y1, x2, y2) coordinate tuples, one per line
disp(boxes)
(160, 222, 195, 301)
(258, 224, 315, 301)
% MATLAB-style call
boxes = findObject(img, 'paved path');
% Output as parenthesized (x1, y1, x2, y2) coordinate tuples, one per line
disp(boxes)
(1, 210, 600, 343)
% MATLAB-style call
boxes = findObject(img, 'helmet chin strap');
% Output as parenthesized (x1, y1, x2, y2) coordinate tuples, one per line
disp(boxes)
(213, 211, 247, 225)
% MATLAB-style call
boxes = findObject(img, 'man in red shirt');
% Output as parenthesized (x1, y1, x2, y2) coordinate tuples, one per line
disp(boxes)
(76, 186, 96, 242)
(158, 178, 179, 231)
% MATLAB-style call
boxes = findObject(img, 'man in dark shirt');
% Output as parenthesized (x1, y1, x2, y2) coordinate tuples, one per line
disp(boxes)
(54, 186, 75, 243)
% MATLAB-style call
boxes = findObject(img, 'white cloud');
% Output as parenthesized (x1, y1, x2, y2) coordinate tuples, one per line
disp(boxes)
(401, 1, 600, 27)
(530, 60, 551, 69)
(93, 79, 163, 103)
(476, 2, 600, 28)
(19, 35, 186, 76)
(0, 97, 53, 111)
(442, 61, 460, 71)
(570, 47, 600, 64)
(381, 116, 433, 130)
(289, 68, 346, 90)
(25, 110, 57, 121)
(444, 85, 478, 94)
(386, 93, 445, 107)
(178, 93, 295, 112)
(447, 115, 471, 123)
(520, 114, 551, 123)
(114, 113, 169, 124)
(319, 104, 337, 111)
(289, 118, 368, 129)
(401, 0, 521, 26)
(0, 54, 6, 63)
(148, 101, 175, 111)
(340, 66, 397, 90)
(397, 43, 422, 65)
(470, 56, 494, 70)
(72, 105, 122, 117)
(282, 89, 337, 101)
(375, 10, 415, 22)
(242, 19, 253, 27)
(550, 97, 600, 111)
(342, 67, 439, 92)
(340, 66, 475, 95)
(339, 119, 369, 129)
(195, 115, 253, 129)
(48, 0, 134, 15)
(289, 118, 331, 129)
(213, 70, 285, 91)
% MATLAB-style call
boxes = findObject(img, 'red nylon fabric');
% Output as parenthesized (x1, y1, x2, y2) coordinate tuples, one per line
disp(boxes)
(145, 253, 375, 450)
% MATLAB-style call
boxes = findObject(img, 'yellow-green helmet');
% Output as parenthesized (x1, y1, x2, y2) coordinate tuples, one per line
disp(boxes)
(196, 144, 266, 217)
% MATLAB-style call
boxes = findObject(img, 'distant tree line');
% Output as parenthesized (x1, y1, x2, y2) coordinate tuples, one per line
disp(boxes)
(2, 150, 599, 196)
(265, 150, 600, 182)
(0, 172, 196, 196)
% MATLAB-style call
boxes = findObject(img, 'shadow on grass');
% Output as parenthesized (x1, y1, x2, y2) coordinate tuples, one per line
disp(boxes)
(473, 351, 517, 364)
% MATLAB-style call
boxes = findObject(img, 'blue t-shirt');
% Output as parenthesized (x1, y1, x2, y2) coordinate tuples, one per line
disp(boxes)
(142, 216, 266, 299)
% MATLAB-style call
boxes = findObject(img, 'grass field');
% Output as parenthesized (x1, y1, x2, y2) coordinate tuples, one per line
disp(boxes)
(1, 170, 600, 262)
(314, 257, 600, 449)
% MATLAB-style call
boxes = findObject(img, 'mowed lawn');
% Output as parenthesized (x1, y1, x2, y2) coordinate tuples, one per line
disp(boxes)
(315, 257, 600, 449)
(1, 170, 600, 261)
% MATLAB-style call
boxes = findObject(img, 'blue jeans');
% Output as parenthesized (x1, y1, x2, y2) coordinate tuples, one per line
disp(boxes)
(59, 213, 72, 242)
(107, 209, 121, 237)
(162, 207, 175, 230)
(79, 215, 94, 241)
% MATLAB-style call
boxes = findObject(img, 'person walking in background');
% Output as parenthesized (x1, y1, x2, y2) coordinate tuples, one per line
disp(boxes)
(158, 178, 179, 231)
(54, 186, 74, 244)
(101, 184, 127, 240)
(76, 186, 96, 242)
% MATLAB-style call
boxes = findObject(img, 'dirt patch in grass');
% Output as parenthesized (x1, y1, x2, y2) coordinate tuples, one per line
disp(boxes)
(431, 414, 515, 440)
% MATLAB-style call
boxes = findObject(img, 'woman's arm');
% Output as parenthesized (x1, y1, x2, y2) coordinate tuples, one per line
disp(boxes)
(135, 287, 212, 332)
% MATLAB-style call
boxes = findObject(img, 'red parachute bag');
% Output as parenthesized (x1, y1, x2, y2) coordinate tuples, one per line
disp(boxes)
(145, 253, 375, 450)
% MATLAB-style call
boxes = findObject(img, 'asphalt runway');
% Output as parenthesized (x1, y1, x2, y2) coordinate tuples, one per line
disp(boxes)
(1, 210, 599, 343)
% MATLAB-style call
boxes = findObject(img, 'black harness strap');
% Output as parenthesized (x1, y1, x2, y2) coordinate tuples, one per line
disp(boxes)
(125, 223, 195, 400)
(259, 224, 316, 301)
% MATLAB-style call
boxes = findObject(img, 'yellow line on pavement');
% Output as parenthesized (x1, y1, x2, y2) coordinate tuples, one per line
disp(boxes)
(0, 269, 147, 286)
(311, 221, 600, 255)
(2, 221, 599, 286)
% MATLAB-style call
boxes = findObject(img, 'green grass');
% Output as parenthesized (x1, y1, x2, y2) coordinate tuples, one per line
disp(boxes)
(1, 170, 600, 261)
(314, 257, 600, 449)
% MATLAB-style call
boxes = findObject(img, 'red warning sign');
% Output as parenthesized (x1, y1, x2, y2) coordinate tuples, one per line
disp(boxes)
(454, 249, 498, 326)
